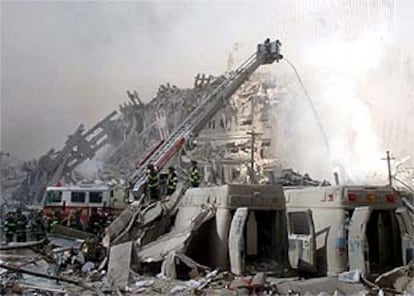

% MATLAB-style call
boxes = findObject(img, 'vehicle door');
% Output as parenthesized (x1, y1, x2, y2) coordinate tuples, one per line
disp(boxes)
(348, 206, 371, 274)
(287, 210, 316, 272)
(228, 207, 248, 275)
(395, 208, 414, 264)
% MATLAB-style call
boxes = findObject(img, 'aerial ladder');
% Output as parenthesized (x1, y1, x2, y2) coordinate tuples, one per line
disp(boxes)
(129, 39, 283, 199)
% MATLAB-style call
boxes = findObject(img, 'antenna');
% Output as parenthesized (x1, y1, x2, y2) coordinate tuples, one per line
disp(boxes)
(381, 150, 395, 186)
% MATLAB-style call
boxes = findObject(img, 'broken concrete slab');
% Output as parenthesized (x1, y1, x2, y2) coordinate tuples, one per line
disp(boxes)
(375, 262, 414, 293)
(138, 205, 215, 263)
(107, 241, 133, 290)
(160, 251, 210, 279)
(274, 277, 367, 295)
(104, 206, 137, 244)
(50, 224, 93, 240)
(106, 184, 186, 247)
(0, 239, 46, 251)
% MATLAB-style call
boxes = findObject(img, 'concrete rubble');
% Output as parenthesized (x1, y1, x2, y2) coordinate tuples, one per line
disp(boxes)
(1, 71, 333, 211)
(2, 67, 414, 295)
(3, 243, 412, 295)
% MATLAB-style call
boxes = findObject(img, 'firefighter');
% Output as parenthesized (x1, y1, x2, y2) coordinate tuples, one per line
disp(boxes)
(146, 163, 159, 202)
(49, 210, 61, 231)
(15, 209, 28, 242)
(188, 160, 201, 187)
(3, 211, 16, 243)
(80, 236, 106, 262)
(166, 166, 178, 195)
(31, 210, 46, 240)
(67, 210, 83, 231)
(102, 209, 113, 229)
(87, 208, 103, 235)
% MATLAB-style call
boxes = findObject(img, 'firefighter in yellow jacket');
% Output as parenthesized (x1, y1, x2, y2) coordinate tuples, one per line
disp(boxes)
(146, 163, 159, 202)
(3, 212, 16, 243)
(188, 160, 201, 187)
(167, 166, 178, 195)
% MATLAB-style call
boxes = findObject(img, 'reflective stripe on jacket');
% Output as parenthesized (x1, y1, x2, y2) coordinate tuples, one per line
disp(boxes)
(148, 172, 159, 188)
(168, 174, 178, 190)
(189, 168, 200, 184)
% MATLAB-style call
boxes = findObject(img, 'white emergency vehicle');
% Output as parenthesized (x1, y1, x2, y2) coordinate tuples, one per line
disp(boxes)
(284, 185, 413, 277)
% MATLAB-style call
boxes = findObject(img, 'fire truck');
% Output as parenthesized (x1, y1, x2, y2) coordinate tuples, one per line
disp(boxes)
(43, 184, 115, 223)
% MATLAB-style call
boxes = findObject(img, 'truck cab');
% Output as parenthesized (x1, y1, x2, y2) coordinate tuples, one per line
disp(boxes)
(284, 185, 413, 277)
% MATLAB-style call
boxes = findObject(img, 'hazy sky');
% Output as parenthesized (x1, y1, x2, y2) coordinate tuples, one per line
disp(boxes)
(1, 0, 414, 159)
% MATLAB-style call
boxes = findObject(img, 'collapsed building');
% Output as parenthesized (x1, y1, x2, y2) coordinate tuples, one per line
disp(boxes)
(1, 38, 413, 295)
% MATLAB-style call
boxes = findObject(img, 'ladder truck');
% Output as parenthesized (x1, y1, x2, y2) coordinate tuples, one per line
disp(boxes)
(129, 39, 283, 199)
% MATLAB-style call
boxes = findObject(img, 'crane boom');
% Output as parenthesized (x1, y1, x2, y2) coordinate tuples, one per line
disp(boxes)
(130, 39, 282, 197)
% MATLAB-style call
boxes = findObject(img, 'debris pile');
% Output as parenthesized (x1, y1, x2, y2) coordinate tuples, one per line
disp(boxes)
(4, 240, 413, 296)
(1, 53, 412, 295)
(3, 70, 336, 210)
(373, 262, 414, 295)
(3, 75, 223, 207)
(274, 169, 331, 186)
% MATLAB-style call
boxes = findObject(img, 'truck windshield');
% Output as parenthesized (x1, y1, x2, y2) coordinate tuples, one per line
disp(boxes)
(46, 190, 62, 203)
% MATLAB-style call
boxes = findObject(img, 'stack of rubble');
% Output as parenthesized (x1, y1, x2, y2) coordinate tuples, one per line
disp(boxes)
(3, 75, 221, 206)
(4, 70, 335, 208)
(274, 169, 331, 186)
(102, 77, 223, 180)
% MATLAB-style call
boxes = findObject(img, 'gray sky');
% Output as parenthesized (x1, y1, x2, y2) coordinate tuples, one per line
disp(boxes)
(1, 0, 414, 159)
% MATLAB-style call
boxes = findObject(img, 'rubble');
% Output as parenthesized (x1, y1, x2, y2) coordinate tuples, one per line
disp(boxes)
(0, 216, 413, 295)
(275, 169, 331, 186)
(1, 41, 413, 296)
(0, 239, 47, 251)
(137, 204, 215, 265)
(374, 262, 414, 294)
(107, 241, 133, 290)
(0, 262, 97, 291)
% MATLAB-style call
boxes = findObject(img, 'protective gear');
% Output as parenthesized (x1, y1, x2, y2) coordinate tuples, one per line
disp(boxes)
(3, 212, 16, 243)
(188, 162, 201, 187)
(80, 236, 106, 262)
(31, 211, 46, 240)
(101, 212, 111, 228)
(146, 165, 159, 201)
(167, 168, 178, 195)
(87, 208, 103, 235)
(15, 211, 28, 242)
(67, 211, 83, 231)
(49, 210, 61, 231)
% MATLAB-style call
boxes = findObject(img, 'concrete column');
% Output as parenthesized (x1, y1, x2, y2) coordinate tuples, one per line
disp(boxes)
(214, 208, 232, 268)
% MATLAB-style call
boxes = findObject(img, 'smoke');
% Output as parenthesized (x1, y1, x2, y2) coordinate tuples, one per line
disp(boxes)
(306, 31, 391, 183)
(270, 1, 401, 184)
